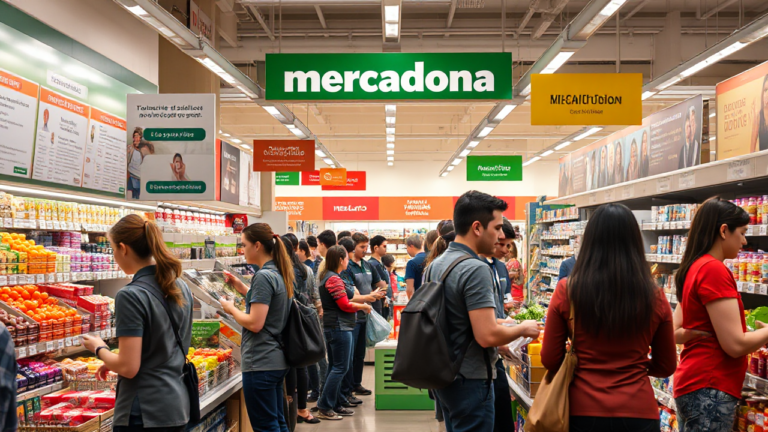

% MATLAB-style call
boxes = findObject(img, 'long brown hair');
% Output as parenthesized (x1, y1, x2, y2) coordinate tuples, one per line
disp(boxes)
(319, 245, 347, 282)
(675, 197, 750, 300)
(243, 223, 294, 298)
(110, 214, 184, 306)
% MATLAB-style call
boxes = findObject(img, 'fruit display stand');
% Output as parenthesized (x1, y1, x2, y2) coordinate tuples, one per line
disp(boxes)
(373, 339, 434, 410)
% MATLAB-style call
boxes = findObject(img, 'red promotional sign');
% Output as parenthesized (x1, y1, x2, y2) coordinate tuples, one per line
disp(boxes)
(322, 171, 366, 191)
(301, 171, 321, 186)
(323, 197, 379, 221)
(252, 140, 314, 172)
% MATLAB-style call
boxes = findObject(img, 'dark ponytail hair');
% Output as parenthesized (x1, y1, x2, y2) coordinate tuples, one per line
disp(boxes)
(281, 235, 308, 281)
(110, 214, 184, 306)
(320, 245, 347, 282)
(242, 223, 295, 298)
(675, 197, 750, 300)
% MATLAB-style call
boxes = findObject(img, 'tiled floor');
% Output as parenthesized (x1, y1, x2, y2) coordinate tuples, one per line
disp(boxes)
(296, 365, 443, 432)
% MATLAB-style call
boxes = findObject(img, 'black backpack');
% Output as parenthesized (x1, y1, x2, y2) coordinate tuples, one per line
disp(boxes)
(392, 255, 491, 390)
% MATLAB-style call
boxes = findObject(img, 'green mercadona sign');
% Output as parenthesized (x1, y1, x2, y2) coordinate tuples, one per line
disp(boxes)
(266, 53, 512, 101)
(467, 155, 523, 181)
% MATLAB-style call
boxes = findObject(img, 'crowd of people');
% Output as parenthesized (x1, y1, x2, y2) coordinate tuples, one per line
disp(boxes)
(0, 190, 761, 432)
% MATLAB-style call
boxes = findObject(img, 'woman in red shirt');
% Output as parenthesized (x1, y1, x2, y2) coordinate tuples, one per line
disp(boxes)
(541, 203, 677, 432)
(673, 197, 768, 431)
(505, 241, 525, 303)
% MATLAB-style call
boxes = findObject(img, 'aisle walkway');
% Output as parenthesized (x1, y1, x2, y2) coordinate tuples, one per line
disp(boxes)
(296, 365, 442, 432)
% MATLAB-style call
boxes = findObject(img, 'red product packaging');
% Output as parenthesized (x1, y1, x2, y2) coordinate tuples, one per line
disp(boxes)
(37, 402, 75, 423)
(61, 391, 98, 408)
(42, 391, 76, 409)
(86, 391, 116, 410)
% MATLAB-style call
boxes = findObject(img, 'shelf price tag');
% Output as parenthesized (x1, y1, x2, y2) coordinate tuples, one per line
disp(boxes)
(621, 185, 634, 200)
(761, 226, 768, 236)
(656, 176, 672, 193)
(63, 274, 70, 282)
(760, 284, 768, 295)
(8, 276, 17, 285)
(728, 159, 754, 180)
(0, 276, 6, 286)
(35, 274, 44, 284)
(53, 221, 60, 230)
(57, 340, 64, 350)
(604, 189, 613, 202)
(28, 345, 37, 356)
(18, 347, 26, 358)
(46, 273, 55, 283)
(2, 218, 11, 228)
(589, 193, 597, 205)
(737, 282, 744, 292)
(748, 283, 756, 294)
(46, 342, 54, 352)
(65, 338, 72, 347)
(679, 171, 696, 189)
(749, 375, 758, 388)
(73, 337, 81, 346)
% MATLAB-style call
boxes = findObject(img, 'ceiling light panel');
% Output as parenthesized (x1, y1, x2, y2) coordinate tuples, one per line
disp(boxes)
(541, 51, 575, 74)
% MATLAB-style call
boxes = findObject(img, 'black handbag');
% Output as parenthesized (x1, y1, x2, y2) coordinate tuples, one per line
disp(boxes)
(266, 297, 326, 368)
(134, 280, 201, 424)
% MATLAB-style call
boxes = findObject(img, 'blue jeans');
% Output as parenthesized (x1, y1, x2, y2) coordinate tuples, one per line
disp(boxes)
(675, 388, 739, 432)
(435, 377, 494, 432)
(343, 321, 366, 395)
(318, 328, 353, 412)
(242, 369, 290, 432)
(128, 176, 140, 199)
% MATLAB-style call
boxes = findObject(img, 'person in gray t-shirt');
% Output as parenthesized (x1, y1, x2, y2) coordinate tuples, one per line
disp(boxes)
(427, 191, 540, 432)
(82, 215, 193, 431)
(220, 223, 295, 432)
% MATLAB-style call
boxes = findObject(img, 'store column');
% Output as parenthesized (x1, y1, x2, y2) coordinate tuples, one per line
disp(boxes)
(653, 11, 682, 78)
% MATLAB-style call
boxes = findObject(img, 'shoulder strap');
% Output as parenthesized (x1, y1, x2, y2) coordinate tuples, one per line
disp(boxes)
(440, 255, 474, 283)
(131, 277, 187, 360)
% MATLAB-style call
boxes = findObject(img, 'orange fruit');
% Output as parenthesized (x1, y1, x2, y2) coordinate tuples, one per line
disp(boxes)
(40, 292, 48, 300)
(20, 291, 30, 300)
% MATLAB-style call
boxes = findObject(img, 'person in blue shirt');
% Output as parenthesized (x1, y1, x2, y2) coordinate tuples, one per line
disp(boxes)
(559, 256, 576, 279)
(404, 234, 427, 299)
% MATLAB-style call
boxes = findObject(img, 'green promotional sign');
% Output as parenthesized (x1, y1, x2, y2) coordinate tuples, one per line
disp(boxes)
(266, 53, 512, 101)
(144, 128, 206, 141)
(275, 172, 300, 185)
(145, 181, 207, 193)
(467, 156, 523, 181)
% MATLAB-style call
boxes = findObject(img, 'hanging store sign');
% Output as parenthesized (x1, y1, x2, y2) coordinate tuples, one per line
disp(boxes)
(322, 171, 366, 191)
(265, 52, 512, 101)
(274, 197, 323, 220)
(716, 60, 768, 159)
(323, 197, 379, 221)
(126, 93, 216, 201)
(301, 170, 321, 186)
(319, 168, 347, 186)
(276, 172, 300, 185)
(188, 0, 214, 42)
(557, 95, 706, 197)
(220, 141, 241, 205)
(252, 140, 314, 172)
(378, 197, 454, 221)
(531, 73, 643, 126)
(466, 155, 523, 181)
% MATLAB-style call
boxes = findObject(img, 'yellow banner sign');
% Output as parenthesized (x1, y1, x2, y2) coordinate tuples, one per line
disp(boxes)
(531, 73, 643, 126)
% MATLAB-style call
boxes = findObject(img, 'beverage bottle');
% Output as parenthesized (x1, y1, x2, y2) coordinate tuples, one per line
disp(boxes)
(750, 197, 759, 225)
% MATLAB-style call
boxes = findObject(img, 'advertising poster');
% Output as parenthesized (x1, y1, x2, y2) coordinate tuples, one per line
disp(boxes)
(0, 14, 152, 198)
(558, 95, 704, 197)
(0, 68, 38, 178)
(531, 73, 643, 126)
(82, 108, 127, 194)
(716, 60, 768, 159)
(378, 197, 453, 220)
(31, 88, 90, 188)
(126, 93, 216, 201)
(253, 140, 314, 172)
(274, 197, 323, 220)
(220, 141, 240, 205)
(321, 171, 366, 190)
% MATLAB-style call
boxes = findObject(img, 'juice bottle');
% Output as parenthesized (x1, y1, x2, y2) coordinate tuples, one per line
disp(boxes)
(753, 254, 762, 283)
(750, 197, 759, 225)
(741, 253, 750, 282)
(759, 197, 764, 226)
(763, 196, 768, 224)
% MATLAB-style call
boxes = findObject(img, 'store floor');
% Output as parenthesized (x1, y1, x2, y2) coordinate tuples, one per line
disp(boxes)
(297, 365, 443, 432)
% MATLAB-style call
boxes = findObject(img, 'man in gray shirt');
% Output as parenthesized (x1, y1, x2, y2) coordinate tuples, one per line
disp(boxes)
(428, 191, 540, 432)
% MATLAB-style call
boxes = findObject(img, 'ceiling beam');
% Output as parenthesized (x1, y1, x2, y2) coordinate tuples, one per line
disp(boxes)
(445, 0, 457, 37)
(698, 0, 739, 19)
(621, 0, 652, 23)
(247, 5, 275, 41)
(531, 0, 571, 40)
(514, 8, 536, 38)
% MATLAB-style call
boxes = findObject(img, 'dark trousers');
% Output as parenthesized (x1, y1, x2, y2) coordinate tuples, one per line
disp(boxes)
(344, 321, 367, 392)
(493, 361, 514, 432)
(307, 358, 328, 397)
(242, 369, 290, 432)
(318, 328, 353, 412)
(435, 377, 494, 432)
(285, 367, 308, 410)
(570, 416, 660, 432)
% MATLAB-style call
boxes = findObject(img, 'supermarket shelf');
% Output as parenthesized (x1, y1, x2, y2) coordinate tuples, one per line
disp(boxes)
(17, 381, 64, 403)
(736, 281, 768, 296)
(652, 387, 676, 411)
(0, 272, 129, 286)
(745, 373, 768, 395)
(15, 329, 115, 360)
(504, 366, 532, 410)
(641, 221, 692, 231)
(646, 254, 682, 264)
(200, 374, 243, 417)
(540, 235, 578, 241)
(0, 219, 112, 232)
(540, 250, 573, 257)
(536, 216, 580, 224)
(540, 269, 559, 276)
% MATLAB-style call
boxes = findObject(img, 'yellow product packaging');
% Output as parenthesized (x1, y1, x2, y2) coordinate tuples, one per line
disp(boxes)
(58, 202, 66, 222)
(528, 343, 542, 356)
(34, 200, 44, 221)
(49, 201, 58, 222)
(66, 202, 73, 222)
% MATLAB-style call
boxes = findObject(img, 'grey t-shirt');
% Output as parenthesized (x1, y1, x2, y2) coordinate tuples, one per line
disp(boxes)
(113, 265, 193, 428)
(242, 260, 290, 372)
(425, 242, 498, 380)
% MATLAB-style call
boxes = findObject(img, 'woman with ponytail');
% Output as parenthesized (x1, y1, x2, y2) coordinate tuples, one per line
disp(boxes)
(82, 214, 193, 431)
(219, 223, 294, 432)
(673, 197, 768, 431)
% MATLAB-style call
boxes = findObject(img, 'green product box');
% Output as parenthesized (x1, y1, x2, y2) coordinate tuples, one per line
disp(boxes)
(191, 320, 221, 348)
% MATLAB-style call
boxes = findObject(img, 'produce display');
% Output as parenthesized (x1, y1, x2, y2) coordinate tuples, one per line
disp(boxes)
(17, 359, 63, 393)
(513, 304, 547, 322)
(1, 232, 55, 275)
(33, 389, 115, 426)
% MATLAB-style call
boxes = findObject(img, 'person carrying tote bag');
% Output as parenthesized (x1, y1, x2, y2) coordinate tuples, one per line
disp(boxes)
(536, 204, 677, 432)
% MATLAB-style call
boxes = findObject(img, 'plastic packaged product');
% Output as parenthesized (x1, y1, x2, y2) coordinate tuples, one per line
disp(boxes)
(741, 254, 750, 282)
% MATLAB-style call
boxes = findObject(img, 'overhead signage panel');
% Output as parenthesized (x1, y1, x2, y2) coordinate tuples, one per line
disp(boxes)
(467, 155, 523, 181)
(531, 73, 643, 126)
(265, 53, 512, 101)
(321, 171, 366, 190)
(252, 140, 314, 172)
(716, 60, 768, 159)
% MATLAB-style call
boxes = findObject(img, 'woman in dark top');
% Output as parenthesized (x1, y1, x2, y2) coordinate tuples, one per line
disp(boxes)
(82, 215, 193, 431)
(751, 75, 768, 153)
(220, 223, 294, 432)
(280, 236, 319, 425)
(540, 204, 677, 432)
(316, 245, 371, 421)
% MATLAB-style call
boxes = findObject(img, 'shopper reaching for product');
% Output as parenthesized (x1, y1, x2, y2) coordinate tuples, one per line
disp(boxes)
(82, 215, 194, 432)
(672, 197, 768, 432)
